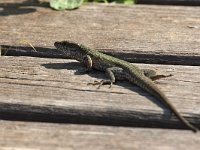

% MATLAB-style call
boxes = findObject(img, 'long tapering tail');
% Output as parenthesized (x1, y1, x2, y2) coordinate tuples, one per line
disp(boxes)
(136, 75, 198, 132)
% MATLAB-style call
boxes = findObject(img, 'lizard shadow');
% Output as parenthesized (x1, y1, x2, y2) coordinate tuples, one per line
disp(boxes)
(42, 61, 171, 119)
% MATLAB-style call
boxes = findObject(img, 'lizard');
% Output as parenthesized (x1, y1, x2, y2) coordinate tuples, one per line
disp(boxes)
(54, 41, 198, 132)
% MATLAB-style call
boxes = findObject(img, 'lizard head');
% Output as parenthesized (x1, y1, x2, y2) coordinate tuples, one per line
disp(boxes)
(54, 41, 86, 60)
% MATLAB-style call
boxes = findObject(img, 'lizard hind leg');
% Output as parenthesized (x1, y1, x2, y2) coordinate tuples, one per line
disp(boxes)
(142, 69, 173, 81)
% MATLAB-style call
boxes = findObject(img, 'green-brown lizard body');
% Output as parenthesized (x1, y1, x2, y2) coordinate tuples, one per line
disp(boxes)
(54, 41, 198, 132)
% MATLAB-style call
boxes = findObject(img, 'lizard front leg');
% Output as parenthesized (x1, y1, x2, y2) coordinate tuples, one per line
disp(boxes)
(88, 67, 121, 89)
(79, 55, 93, 74)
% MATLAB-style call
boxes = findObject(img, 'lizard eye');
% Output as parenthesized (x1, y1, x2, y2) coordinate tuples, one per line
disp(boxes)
(54, 41, 63, 49)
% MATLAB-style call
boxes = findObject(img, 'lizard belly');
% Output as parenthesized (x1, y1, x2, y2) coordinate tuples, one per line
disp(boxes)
(92, 58, 115, 71)
(92, 58, 130, 81)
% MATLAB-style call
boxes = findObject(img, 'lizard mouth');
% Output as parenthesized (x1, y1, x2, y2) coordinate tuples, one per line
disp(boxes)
(54, 41, 62, 49)
(54, 41, 73, 50)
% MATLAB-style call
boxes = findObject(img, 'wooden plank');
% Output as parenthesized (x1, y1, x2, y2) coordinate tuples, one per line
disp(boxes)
(0, 56, 200, 129)
(137, 0, 200, 6)
(1, 120, 200, 150)
(0, 1, 200, 65)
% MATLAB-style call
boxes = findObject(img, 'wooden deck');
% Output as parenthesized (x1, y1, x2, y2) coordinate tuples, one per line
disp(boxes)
(0, 0, 200, 149)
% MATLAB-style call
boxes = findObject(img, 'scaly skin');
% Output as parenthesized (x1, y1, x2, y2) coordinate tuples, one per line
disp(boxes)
(54, 41, 198, 132)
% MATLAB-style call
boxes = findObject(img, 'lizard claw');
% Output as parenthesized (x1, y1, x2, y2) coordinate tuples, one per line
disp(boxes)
(87, 80, 113, 89)
(109, 82, 113, 88)
(97, 80, 104, 89)
(87, 80, 99, 85)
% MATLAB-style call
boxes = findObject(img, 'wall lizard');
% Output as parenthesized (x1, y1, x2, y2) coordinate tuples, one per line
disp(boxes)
(54, 41, 198, 132)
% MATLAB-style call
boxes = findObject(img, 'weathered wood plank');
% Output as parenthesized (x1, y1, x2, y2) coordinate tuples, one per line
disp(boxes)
(0, 1, 199, 148)
(0, 1, 200, 65)
(2, 45, 200, 66)
(137, 0, 200, 6)
(1, 120, 200, 150)
(0, 56, 199, 130)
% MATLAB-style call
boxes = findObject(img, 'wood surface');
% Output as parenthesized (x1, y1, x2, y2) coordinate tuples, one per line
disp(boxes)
(137, 0, 200, 6)
(0, 56, 199, 129)
(0, 1, 200, 65)
(0, 0, 200, 149)
(1, 120, 200, 150)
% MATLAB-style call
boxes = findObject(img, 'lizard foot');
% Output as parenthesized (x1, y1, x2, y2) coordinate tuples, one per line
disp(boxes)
(87, 80, 113, 89)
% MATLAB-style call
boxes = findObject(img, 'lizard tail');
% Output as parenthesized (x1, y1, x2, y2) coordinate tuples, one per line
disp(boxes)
(137, 76, 198, 133)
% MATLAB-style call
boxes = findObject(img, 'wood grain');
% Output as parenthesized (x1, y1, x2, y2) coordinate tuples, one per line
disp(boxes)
(137, 0, 200, 6)
(1, 120, 200, 150)
(0, 1, 200, 65)
(1, 1, 200, 148)
(0, 56, 199, 129)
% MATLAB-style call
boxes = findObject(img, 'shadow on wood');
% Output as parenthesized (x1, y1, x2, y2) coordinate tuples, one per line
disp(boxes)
(2, 45, 200, 66)
(0, 0, 49, 16)
(0, 102, 198, 131)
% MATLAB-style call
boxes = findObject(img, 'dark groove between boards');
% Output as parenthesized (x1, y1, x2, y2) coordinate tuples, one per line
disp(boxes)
(1, 45, 200, 66)
(0, 102, 199, 131)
